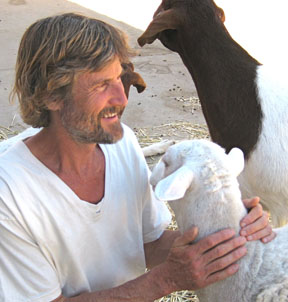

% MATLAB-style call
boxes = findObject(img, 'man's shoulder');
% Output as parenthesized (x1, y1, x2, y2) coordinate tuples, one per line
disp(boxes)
(0, 140, 25, 161)
(0, 141, 30, 180)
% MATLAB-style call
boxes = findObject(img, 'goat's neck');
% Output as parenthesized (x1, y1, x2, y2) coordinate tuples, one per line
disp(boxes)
(170, 177, 247, 240)
(177, 25, 262, 158)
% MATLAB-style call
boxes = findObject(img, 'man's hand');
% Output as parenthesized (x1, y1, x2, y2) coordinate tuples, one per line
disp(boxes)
(162, 226, 247, 292)
(240, 197, 275, 243)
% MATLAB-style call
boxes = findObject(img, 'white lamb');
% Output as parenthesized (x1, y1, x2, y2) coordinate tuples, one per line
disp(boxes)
(150, 139, 288, 302)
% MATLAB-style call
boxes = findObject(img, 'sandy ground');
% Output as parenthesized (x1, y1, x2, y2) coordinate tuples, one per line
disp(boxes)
(1, 0, 287, 135)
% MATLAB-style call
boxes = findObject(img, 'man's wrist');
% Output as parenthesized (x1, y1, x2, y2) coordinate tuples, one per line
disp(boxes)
(145, 263, 177, 299)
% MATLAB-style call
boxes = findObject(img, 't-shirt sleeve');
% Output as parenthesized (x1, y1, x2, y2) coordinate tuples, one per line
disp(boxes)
(0, 208, 61, 302)
(141, 168, 172, 244)
(121, 125, 172, 244)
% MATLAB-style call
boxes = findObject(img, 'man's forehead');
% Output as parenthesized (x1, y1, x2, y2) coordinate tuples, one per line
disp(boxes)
(75, 58, 123, 85)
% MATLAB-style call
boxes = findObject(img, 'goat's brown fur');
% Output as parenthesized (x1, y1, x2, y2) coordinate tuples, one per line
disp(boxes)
(121, 62, 146, 98)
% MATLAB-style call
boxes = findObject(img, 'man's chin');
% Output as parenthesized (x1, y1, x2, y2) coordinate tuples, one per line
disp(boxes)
(101, 122, 124, 144)
(66, 122, 124, 145)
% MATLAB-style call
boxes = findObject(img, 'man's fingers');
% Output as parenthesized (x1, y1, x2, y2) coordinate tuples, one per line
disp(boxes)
(205, 263, 240, 286)
(243, 221, 274, 242)
(203, 236, 246, 264)
(166, 229, 247, 291)
(240, 203, 263, 228)
(205, 245, 247, 276)
(261, 231, 277, 243)
(196, 229, 237, 254)
(172, 226, 199, 247)
(240, 211, 269, 237)
(242, 196, 260, 209)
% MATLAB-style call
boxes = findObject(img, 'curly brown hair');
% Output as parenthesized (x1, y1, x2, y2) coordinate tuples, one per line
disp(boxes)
(11, 13, 133, 127)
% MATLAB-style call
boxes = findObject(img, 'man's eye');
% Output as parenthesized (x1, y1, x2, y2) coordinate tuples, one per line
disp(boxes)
(92, 83, 108, 92)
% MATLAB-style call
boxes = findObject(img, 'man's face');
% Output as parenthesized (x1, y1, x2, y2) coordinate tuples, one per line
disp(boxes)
(60, 57, 128, 144)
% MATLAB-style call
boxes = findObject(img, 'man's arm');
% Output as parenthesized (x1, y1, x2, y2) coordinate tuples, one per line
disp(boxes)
(144, 197, 275, 271)
(53, 197, 274, 302)
(53, 227, 246, 302)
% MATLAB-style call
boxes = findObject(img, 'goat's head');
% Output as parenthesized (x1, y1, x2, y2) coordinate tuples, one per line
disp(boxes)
(150, 140, 244, 202)
(121, 62, 146, 98)
(138, 0, 225, 51)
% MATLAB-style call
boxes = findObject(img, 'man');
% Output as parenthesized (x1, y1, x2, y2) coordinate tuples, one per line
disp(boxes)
(0, 13, 274, 302)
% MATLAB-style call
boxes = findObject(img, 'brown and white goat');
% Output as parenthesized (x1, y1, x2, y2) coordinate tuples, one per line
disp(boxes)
(138, 0, 288, 226)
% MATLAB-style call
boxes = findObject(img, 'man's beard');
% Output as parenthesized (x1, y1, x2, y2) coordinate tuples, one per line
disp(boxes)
(60, 101, 125, 144)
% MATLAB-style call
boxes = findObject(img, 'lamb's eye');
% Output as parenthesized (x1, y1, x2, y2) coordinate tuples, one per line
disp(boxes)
(162, 158, 169, 168)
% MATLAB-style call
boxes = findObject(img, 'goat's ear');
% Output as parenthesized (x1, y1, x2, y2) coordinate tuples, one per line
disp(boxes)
(138, 9, 180, 46)
(154, 166, 194, 201)
(130, 72, 147, 93)
(227, 148, 245, 176)
(121, 62, 146, 98)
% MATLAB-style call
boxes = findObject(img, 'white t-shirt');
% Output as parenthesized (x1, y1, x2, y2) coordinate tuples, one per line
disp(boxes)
(0, 124, 172, 302)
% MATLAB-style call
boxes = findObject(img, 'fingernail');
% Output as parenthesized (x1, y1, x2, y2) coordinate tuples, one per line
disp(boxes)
(247, 235, 253, 241)
(241, 230, 246, 236)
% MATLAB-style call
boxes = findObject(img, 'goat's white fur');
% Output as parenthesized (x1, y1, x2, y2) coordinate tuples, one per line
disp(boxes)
(150, 139, 288, 302)
(239, 65, 288, 227)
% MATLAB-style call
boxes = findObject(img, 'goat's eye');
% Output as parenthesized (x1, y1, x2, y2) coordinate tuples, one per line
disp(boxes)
(164, 0, 171, 10)
(163, 0, 171, 9)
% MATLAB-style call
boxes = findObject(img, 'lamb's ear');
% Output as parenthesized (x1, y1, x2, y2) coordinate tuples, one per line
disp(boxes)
(138, 9, 180, 46)
(154, 166, 194, 201)
(227, 148, 245, 176)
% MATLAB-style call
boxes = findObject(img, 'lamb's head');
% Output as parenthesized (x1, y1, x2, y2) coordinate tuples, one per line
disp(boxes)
(151, 140, 244, 201)
(138, 0, 225, 51)
(150, 140, 245, 233)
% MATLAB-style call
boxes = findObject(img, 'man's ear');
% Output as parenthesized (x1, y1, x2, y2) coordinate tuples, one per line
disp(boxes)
(46, 99, 63, 111)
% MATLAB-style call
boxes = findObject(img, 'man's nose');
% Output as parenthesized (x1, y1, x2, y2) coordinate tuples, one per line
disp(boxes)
(109, 81, 128, 107)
